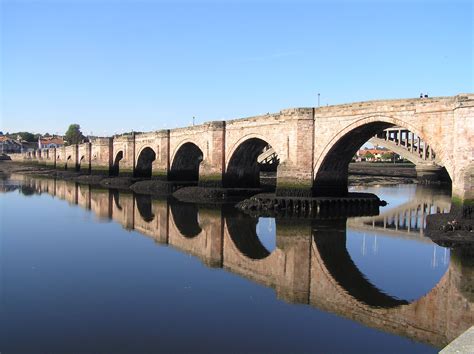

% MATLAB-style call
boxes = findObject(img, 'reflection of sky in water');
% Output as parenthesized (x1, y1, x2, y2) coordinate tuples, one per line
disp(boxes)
(1, 185, 437, 353)
(347, 183, 450, 301)
(346, 230, 449, 301)
(349, 184, 417, 212)
(0, 179, 457, 353)
(256, 217, 276, 252)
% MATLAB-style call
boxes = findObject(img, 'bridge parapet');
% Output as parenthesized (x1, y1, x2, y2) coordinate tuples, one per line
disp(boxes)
(314, 96, 459, 116)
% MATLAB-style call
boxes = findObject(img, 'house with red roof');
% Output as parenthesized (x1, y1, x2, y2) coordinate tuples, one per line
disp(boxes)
(38, 136, 65, 149)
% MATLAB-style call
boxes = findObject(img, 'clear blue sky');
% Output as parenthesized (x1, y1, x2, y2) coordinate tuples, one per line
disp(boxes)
(1, 0, 472, 136)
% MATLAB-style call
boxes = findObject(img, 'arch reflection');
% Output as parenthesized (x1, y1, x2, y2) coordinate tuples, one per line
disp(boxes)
(135, 194, 154, 222)
(7, 175, 474, 349)
(169, 201, 202, 238)
(225, 208, 271, 260)
(313, 219, 409, 308)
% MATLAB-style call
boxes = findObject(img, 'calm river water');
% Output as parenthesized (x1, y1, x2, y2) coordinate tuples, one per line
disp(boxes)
(1, 175, 473, 353)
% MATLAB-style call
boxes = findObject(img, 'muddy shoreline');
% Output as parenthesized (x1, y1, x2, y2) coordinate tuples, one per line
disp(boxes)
(426, 207, 474, 248)
(3, 160, 472, 244)
(0, 160, 417, 208)
(0, 160, 417, 200)
(0, 161, 417, 186)
(0, 160, 418, 202)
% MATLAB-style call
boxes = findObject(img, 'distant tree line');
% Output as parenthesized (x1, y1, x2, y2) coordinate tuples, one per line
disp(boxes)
(1, 124, 88, 145)
(1, 131, 42, 142)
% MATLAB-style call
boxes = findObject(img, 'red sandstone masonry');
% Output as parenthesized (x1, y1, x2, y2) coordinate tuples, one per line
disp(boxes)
(19, 94, 474, 202)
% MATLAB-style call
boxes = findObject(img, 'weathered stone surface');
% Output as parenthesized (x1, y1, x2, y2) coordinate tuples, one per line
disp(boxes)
(18, 94, 474, 203)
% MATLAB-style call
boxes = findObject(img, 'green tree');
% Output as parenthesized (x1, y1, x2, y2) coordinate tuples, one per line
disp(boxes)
(15, 131, 36, 142)
(364, 152, 375, 160)
(381, 152, 394, 161)
(64, 124, 85, 145)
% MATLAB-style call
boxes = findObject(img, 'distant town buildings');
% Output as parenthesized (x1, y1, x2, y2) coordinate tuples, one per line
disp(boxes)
(38, 136, 65, 149)
(355, 145, 401, 162)
(0, 135, 23, 153)
(0, 133, 65, 154)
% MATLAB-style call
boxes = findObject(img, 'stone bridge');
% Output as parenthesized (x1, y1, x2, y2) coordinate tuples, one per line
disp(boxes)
(369, 126, 448, 179)
(348, 185, 452, 237)
(14, 176, 474, 349)
(23, 94, 474, 203)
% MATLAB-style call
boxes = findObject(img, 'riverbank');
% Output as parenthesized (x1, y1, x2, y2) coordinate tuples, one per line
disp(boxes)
(349, 162, 416, 178)
(0, 160, 417, 203)
(426, 207, 474, 248)
(0, 160, 416, 188)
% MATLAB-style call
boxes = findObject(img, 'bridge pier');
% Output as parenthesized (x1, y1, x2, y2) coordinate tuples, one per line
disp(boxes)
(78, 142, 92, 173)
(198, 122, 225, 187)
(275, 110, 315, 197)
(90, 137, 113, 175)
(44, 148, 56, 168)
(276, 162, 314, 197)
(152, 130, 170, 179)
(452, 164, 474, 206)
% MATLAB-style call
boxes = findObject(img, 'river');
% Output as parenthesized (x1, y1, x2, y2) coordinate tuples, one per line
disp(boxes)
(1, 174, 472, 353)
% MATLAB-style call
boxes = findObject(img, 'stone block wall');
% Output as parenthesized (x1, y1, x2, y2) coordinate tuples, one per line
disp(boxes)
(275, 108, 314, 197)
(55, 146, 67, 170)
(78, 143, 91, 173)
(113, 135, 135, 176)
(91, 137, 113, 175)
(135, 130, 169, 179)
(18, 94, 473, 203)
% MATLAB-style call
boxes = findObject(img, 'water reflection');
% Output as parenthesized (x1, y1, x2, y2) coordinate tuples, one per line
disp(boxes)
(256, 217, 276, 252)
(313, 219, 409, 308)
(169, 202, 202, 238)
(349, 184, 451, 235)
(2, 175, 473, 350)
(347, 184, 452, 302)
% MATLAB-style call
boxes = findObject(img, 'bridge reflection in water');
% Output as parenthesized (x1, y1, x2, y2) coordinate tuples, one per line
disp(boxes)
(348, 184, 452, 237)
(10, 175, 474, 349)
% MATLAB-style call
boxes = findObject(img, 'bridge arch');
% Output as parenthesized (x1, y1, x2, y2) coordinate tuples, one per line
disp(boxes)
(368, 135, 432, 165)
(224, 135, 281, 188)
(135, 146, 156, 178)
(65, 155, 72, 170)
(78, 155, 85, 169)
(169, 141, 204, 182)
(313, 116, 452, 196)
(111, 150, 123, 176)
